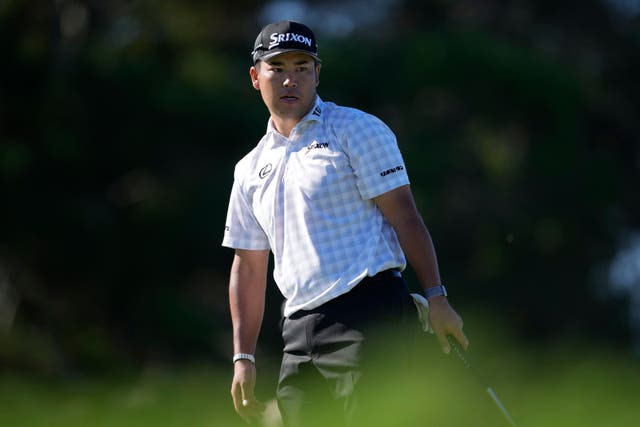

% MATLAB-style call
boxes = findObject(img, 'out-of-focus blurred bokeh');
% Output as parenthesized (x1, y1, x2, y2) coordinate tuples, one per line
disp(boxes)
(1, 0, 639, 426)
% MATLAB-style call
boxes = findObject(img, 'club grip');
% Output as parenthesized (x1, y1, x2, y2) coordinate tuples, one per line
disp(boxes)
(447, 335, 471, 368)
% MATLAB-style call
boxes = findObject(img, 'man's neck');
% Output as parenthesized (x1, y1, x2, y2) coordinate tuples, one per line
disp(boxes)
(270, 96, 318, 138)
(271, 117, 299, 138)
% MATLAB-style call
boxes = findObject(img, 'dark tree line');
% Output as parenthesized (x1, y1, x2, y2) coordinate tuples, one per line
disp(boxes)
(1, 0, 638, 375)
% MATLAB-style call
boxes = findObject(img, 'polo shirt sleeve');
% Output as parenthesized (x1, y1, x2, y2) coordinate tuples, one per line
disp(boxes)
(222, 178, 270, 250)
(344, 113, 410, 200)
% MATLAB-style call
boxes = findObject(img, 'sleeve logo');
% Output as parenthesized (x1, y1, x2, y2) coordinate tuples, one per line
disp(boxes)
(380, 165, 404, 177)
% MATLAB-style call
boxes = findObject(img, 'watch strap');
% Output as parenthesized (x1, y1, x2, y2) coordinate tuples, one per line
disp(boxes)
(424, 285, 448, 299)
(233, 353, 255, 364)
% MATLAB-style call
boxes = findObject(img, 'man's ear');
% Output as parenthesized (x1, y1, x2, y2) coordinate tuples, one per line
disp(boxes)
(315, 63, 321, 87)
(250, 66, 260, 90)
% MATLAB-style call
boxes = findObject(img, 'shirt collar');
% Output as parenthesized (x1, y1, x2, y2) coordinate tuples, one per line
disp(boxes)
(302, 96, 325, 123)
(266, 96, 325, 135)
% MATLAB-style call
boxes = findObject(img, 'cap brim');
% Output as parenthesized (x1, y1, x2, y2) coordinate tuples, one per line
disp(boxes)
(255, 49, 321, 63)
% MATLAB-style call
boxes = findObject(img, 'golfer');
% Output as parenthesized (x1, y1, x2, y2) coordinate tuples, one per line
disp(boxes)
(222, 20, 469, 426)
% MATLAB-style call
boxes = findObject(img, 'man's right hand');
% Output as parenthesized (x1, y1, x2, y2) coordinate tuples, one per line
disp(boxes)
(231, 360, 266, 423)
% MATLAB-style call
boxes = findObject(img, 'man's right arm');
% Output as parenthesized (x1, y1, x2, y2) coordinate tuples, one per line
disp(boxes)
(229, 248, 269, 422)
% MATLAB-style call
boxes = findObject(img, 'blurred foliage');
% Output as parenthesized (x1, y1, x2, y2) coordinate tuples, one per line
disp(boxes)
(1, 335, 639, 426)
(1, 0, 639, 377)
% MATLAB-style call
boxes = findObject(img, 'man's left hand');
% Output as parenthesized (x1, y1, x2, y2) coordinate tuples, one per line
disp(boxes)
(427, 296, 469, 354)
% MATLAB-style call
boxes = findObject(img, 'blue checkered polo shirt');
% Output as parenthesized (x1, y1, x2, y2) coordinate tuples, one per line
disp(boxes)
(222, 97, 410, 316)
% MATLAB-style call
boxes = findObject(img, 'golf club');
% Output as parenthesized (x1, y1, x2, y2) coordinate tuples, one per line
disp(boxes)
(447, 336, 519, 427)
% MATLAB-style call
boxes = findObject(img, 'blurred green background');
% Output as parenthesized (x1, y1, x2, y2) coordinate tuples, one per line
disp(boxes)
(1, 0, 639, 426)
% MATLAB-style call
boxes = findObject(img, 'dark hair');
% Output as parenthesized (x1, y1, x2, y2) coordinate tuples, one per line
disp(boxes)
(253, 59, 321, 69)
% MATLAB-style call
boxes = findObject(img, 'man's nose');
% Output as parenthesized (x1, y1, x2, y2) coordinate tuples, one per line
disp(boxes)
(283, 75, 297, 87)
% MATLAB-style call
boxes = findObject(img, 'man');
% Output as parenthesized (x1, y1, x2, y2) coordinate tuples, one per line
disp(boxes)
(222, 21, 468, 426)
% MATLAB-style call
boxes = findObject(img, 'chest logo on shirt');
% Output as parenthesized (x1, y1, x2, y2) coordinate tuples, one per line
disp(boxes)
(305, 141, 329, 153)
(259, 163, 273, 179)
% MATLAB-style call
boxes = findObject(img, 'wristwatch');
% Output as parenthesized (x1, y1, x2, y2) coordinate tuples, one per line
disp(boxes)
(233, 353, 255, 364)
(424, 285, 448, 299)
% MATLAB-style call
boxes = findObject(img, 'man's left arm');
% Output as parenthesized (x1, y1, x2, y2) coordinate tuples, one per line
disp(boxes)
(373, 184, 469, 353)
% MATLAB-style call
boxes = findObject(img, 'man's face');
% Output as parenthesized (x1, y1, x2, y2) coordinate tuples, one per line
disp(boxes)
(250, 52, 321, 125)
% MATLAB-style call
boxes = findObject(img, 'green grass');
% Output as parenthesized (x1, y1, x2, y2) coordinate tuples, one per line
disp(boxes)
(0, 365, 243, 427)
(1, 340, 639, 427)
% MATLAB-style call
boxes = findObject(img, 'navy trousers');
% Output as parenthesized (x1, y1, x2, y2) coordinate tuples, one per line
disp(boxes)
(276, 271, 418, 427)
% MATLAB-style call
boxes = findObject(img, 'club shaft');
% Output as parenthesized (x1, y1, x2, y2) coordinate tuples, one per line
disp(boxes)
(447, 336, 518, 427)
(486, 387, 518, 427)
